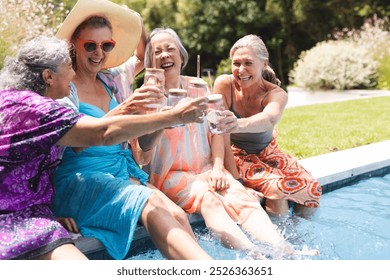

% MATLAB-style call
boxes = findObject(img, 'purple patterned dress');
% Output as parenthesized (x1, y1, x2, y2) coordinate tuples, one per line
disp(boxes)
(0, 89, 81, 259)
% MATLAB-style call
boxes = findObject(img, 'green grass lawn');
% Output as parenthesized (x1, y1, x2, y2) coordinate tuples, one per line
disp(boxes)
(276, 96, 390, 159)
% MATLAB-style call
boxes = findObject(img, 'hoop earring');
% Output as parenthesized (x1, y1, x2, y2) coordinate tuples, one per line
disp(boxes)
(69, 43, 76, 58)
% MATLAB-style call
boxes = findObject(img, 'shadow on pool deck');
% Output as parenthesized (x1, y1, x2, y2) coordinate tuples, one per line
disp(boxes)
(72, 87, 390, 259)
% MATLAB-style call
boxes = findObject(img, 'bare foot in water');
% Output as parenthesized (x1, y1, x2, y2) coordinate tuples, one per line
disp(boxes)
(293, 248, 319, 256)
(284, 245, 319, 256)
(246, 249, 269, 260)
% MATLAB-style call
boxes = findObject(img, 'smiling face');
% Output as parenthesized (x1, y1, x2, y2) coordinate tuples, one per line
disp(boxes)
(231, 46, 266, 88)
(45, 58, 75, 100)
(73, 26, 113, 74)
(150, 32, 183, 78)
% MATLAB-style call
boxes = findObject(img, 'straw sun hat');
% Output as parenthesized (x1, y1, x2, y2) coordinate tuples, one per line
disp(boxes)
(56, 0, 141, 68)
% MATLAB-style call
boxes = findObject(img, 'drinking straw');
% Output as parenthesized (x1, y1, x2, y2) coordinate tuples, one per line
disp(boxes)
(207, 70, 213, 94)
(197, 54, 200, 79)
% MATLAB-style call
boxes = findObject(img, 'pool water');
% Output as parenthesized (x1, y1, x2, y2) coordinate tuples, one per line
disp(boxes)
(289, 172, 390, 260)
(128, 173, 390, 260)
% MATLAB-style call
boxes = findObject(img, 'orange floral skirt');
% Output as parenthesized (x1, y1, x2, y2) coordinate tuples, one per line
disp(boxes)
(232, 132, 322, 208)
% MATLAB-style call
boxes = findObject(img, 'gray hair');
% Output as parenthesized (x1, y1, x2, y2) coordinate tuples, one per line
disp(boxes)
(230, 34, 281, 86)
(144, 27, 188, 70)
(0, 36, 70, 95)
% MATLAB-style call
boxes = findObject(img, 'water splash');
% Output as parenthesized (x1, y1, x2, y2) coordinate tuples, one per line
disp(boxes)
(128, 173, 390, 260)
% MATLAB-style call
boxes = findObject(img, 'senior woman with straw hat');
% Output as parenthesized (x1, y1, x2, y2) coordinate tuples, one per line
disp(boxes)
(56, 0, 141, 69)
(51, 0, 211, 260)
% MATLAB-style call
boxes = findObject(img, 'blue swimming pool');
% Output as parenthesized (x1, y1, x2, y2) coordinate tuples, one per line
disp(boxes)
(289, 172, 390, 260)
(127, 172, 390, 260)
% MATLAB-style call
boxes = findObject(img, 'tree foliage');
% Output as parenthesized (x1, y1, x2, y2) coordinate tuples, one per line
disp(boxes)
(1, 0, 388, 85)
(177, 0, 277, 76)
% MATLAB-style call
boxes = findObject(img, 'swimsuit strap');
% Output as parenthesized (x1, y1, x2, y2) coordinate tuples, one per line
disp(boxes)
(97, 75, 114, 99)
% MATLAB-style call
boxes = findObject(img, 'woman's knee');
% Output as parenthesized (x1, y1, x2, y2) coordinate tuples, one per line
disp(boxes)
(148, 190, 163, 204)
(142, 191, 165, 214)
(143, 191, 187, 221)
(36, 244, 88, 260)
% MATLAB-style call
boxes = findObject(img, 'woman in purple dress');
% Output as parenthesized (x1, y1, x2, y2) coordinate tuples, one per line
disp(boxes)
(0, 36, 87, 260)
(0, 35, 209, 260)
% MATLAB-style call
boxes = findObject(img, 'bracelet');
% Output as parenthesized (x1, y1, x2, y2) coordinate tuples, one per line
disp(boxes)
(236, 178, 245, 185)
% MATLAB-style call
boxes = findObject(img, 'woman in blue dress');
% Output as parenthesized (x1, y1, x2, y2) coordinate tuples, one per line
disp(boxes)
(52, 0, 211, 260)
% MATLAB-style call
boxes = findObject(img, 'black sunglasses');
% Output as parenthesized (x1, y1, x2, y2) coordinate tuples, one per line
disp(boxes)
(77, 38, 116, 52)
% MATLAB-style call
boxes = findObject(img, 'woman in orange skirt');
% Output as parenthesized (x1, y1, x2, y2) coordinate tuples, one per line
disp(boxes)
(214, 35, 322, 217)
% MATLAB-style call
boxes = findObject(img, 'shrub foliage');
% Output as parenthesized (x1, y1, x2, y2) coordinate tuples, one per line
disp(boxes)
(0, 0, 66, 68)
(289, 15, 389, 90)
(289, 40, 378, 90)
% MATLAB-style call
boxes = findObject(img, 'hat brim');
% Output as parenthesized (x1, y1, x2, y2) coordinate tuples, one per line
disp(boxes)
(56, 0, 141, 68)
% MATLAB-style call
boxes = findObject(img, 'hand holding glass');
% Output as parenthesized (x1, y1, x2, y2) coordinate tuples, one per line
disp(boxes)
(206, 94, 226, 134)
(167, 88, 187, 128)
(143, 68, 165, 112)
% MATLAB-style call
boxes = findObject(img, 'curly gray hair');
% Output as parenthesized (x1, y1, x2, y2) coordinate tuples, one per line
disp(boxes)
(0, 36, 70, 95)
(144, 27, 188, 70)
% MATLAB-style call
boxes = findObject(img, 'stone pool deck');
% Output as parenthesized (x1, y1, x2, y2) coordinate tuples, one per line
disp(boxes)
(300, 140, 390, 192)
(286, 86, 390, 108)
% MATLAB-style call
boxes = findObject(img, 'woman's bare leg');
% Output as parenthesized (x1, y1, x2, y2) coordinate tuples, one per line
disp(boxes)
(265, 199, 290, 216)
(241, 207, 319, 256)
(35, 244, 88, 260)
(266, 198, 317, 218)
(145, 183, 196, 240)
(141, 192, 212, 260)
(240, 207, 286, 245)
(293, 204, 317, 219)
(200, 191, 254, 250)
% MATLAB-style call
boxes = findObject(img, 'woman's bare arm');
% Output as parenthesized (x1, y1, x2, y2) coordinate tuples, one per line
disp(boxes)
(214, 75, 288, 134)
(222, 133, 240, 179)
(57, 97, 208, 147)
(234, 89, 288, 133)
